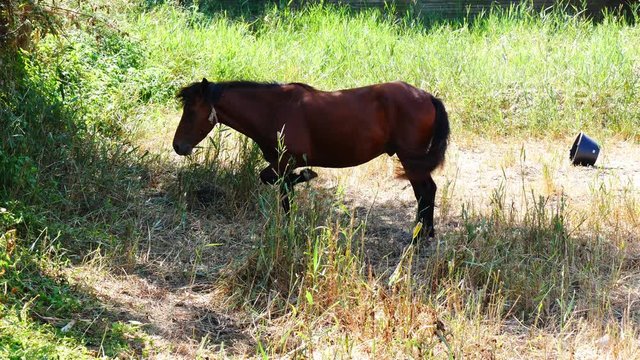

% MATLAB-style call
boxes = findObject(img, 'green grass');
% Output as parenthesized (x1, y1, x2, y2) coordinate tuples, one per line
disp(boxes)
(0, 305, 92, 360)
(130, 2, 640, 139)
(0, 225, 151, 358)
(1, 0, 639, 358)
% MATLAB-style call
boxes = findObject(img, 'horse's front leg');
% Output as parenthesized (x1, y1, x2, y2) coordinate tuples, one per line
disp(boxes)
(280, 182, 292, 214)
(259, 166, 279, 185)
(259, 166, 294, 214)
(286, 168, 318, 185)
(260, 166, 318, 213)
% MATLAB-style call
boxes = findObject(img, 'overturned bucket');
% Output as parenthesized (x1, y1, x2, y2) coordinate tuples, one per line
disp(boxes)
(569, 132, 600, 166)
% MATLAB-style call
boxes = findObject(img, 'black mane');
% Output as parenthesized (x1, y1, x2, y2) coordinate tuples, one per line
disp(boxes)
(217, 80, 281, 90)
(177, 80, 281, 104)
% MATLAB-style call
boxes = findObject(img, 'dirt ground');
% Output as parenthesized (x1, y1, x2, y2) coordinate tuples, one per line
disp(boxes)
(74, 135, 640, 358)
(322, 136, 640, 268)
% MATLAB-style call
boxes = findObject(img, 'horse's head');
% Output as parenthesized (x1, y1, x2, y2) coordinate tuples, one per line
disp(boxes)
(173, 78, 218, 156)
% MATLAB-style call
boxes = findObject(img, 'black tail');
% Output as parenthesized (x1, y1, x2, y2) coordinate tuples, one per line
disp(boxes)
(424, 96, 450, 172)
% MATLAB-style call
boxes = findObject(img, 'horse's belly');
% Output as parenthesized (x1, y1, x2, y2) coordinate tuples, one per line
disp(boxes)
(304, 144, 386, 168)
(301, 110, 390, 168)
(311, 157, 381, 168)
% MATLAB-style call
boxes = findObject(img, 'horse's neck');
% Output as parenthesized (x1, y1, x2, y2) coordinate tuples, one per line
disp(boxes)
(216, 89, 280, 144)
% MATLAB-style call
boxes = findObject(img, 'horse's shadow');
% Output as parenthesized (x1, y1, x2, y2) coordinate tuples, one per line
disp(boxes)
(128, 175, 427, 354)
(343, 197, 417, 272)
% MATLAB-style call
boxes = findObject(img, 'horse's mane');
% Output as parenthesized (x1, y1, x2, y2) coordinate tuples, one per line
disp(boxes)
(177, 80, 278, 103)
(177, 80, 318, 104)
(215, 81, 281, 91)
(288, 82, 316, 91)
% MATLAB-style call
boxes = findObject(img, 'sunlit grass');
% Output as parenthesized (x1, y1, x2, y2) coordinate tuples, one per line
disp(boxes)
(131, 2, 640, 140)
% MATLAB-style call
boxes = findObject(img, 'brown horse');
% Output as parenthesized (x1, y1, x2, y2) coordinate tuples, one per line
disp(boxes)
(173, 78, 449, 238)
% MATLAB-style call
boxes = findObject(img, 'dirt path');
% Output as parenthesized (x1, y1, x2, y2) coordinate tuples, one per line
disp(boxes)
(320, 136, 640, 270)
(75, 137, 640, 358)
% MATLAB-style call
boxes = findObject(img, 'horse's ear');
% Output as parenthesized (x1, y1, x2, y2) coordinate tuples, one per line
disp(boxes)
(201, 78, 211, 96)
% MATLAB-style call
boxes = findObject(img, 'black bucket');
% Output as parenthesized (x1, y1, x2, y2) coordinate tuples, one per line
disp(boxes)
(569, 132, 600, 166)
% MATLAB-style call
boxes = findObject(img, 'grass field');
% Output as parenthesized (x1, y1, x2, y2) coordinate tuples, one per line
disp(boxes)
(1, 0, 639, 358)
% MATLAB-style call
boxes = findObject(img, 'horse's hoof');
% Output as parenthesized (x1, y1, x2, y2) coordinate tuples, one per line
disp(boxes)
(300, 168, 318, 181)
(411, 226, 435, 245)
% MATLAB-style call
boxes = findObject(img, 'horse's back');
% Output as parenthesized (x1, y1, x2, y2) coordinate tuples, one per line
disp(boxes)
(285, 83, 390, 167)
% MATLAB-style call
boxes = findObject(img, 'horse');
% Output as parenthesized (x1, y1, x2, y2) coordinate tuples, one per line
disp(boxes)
(173, 78, 450, 238)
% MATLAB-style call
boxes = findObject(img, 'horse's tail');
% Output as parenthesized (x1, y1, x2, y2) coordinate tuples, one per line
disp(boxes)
(395, 95, 450, 179)
(424, 95, 450, 172)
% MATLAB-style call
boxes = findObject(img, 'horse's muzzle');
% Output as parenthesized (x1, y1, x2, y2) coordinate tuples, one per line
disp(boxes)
(173, 142, 192, 156)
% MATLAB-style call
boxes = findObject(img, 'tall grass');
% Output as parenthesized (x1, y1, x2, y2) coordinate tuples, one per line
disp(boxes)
(1, 1, 153, 356)
(217, 177, 635, 357)
(132, 2, 640, 139)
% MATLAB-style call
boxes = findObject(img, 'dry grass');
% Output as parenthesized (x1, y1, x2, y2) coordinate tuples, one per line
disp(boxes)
(67, 131, 640, 358)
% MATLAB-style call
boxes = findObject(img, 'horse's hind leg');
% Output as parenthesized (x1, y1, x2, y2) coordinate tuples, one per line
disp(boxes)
(407, 177, 436, 239)
(421, 176, 437, 237)
(399, 158, 437, 239)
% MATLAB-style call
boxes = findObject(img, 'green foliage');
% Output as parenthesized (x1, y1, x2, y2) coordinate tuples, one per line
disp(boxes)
(0, 223, 151, 358)
(0, 226, 90, 358)
(1, 228, 80, 316)
(1, 3, 151, 357)
(0, 304, 92, 360)
(0, 3, 149, 246)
